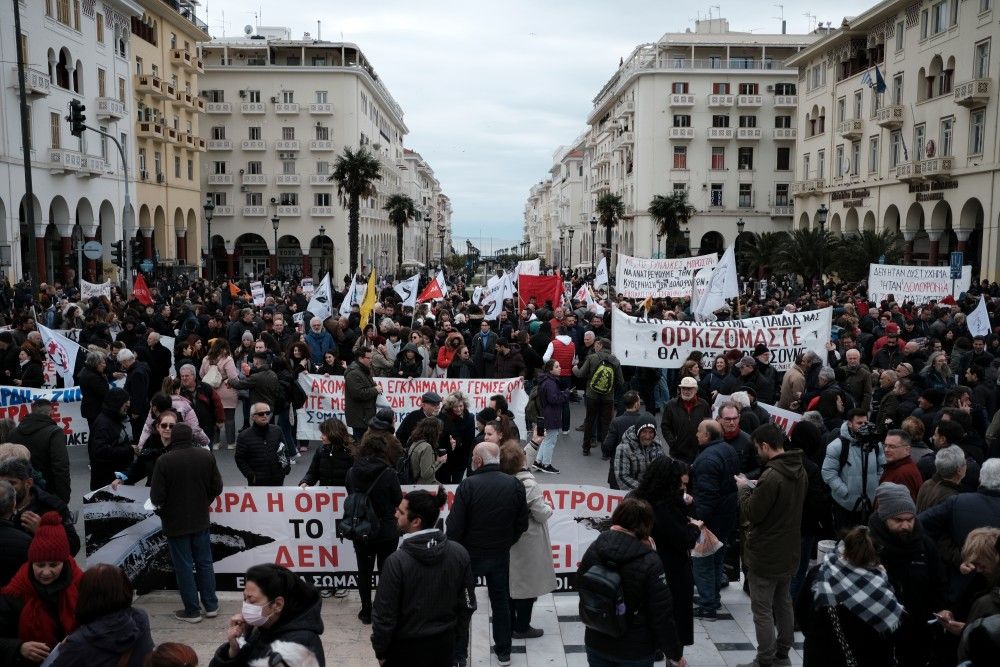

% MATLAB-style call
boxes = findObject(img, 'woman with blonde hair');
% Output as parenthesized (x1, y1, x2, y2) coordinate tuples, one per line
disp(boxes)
(200, 339, 239, 450)
(437, 391, 475, 483)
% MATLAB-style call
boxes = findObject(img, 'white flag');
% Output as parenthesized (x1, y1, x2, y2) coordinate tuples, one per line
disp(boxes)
(436, 270, 450, 297)
(693, 245, 739, 321)
(516, 258, 540, 276)
(584, 285, 606, 317)
(393, 274, 420, 309)
(968, 294, 991, 337)
(80, 279, 111, 300)
(307, 272, 333, 321)
(38, 324, 81, 385)
(338, 274, 357, 318)
(472, 286, 483, 304)
(594, 256, 609, 288)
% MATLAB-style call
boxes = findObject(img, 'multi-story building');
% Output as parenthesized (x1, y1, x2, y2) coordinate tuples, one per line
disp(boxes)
(524, 141, 590, 268)
(0, 0, 142, 284)
(129, 0, 209, 275)
(199, 26, 410, 280)
(789, 0, 998, 279)
(401, 148, 439, 267)
(583, 18, 816, 261)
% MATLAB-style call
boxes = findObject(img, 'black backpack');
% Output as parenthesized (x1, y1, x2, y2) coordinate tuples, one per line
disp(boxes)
(577, 560, 634, 638)
(337, 468, 390, 544)
(396, 443, 418, 485)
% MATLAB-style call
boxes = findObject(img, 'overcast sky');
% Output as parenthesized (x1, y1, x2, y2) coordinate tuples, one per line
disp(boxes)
(202, 1, 869, 241)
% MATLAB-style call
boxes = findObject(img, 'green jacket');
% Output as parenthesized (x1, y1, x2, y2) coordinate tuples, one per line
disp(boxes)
(738, 448, 808, 578)
(572, 349, 624, 400)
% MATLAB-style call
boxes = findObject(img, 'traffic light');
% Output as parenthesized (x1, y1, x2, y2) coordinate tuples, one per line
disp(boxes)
(111, 240, 125, 267)
(130, 238, 143, 265)
(67, 99, 86, 137)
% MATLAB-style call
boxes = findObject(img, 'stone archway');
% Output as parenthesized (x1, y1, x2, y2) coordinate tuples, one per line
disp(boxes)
(863, 210, 876, 233)
(310, 233, 334, 281)
(234, 233, 269, 278)
(845, 208, 860, 237)
(829, 212, 842, 236)
(699, 231, 724, 256)
(277, 235, 303, 278)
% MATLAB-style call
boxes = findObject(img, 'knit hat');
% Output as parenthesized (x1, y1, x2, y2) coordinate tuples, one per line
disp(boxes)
(368, 407, 395, 431)
(753, 344, 770, 357)
(171, 422, 193, 447)
(736, 356, 755, 370)
(886, 323, 900, 335)
(28, 512, 71, 563)
(875, 482, 916, 520)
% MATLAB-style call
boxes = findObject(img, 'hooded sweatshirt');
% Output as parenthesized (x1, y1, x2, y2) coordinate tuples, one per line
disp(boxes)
(738, 449, 808, 577)
(46, 607, 154, 667)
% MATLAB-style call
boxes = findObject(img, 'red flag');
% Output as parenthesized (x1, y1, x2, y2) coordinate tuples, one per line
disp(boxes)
(417, 278, 444, 303)
(517, 274, 564, 311)
(133, 274, 153, 306)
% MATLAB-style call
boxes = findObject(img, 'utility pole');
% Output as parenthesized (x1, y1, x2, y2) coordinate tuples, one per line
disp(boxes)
(13, 0, 38, 283)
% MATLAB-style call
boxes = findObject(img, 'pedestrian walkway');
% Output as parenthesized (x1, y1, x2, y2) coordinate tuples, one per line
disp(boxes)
(136, 577, 804, 666)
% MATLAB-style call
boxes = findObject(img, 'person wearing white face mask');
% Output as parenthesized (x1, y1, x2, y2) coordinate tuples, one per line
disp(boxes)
(210, 563, 324, 667)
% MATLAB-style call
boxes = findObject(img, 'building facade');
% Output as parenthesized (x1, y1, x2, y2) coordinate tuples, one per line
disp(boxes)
(198, 27, 412, 281)
(789, 0, 999, 279)
(129, 0, 209, 276)
(523, 141, 589, 268)
(0, 0, 142, 284)
(400, 148, 453, 269)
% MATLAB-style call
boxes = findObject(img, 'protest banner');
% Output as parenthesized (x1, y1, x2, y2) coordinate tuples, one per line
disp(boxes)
(711, 393, 803, 436)
(301, 278, 314, 297)
(295, 374, 528, 440)
(84, 483, 622, 591)
(250, 281, 266, 307)
(611, 306, 832, 372)
(0, 384, 89, 445)
(614, 252, 719, 299)
(867, 263, 972, 304)
(81, 280, 112, 300)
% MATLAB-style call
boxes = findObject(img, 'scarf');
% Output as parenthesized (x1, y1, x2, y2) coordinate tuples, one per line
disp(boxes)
(1, 559, 83, 646)
(812, 548, 904, 635)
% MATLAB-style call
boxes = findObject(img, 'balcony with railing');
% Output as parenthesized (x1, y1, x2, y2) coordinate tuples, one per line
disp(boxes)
(137, 121, 166, 142)
(241, 173, 267, 185)
(838, 119, 863, 140)
(668, 127, 694, 140)
(773, 127, 797, 140)
(310, 174, 332, 185)
(95, 97, 126, 120)
(954, 78, 991, 107)
(276, 205, 300, 216)
(165, 126, 180, 143)
(242, 140, 266, 151)
(875, 105, 904, 129)
(48, 149, 83, 173)
(616, 99, 634, 117)
(170, 49, 204, 73)
(135, 75, 167, 98)
(274, 102, 300, 114)
(240, 102, 265, 114)
(206, 139, 232, 150)
(309, 140, 334, 151)
(163, 81, 177, 102)
(275, 174, 300, 186)
(10, 66, 50, 96)
(707, 127, 735, 140)
(920, 156, 953, 178)
(243, 206, 266, 217)
(737, 94, 763, 106)
(613, 132, 634, 151)
(770, 202, 794, 217)
(212, 206, 234, 217)
(308, 103, 334, 115)
(195, 137, 207, 151)
(310, 206, 336, 217)
(708, 94, 734, 107)
(774, 95, 797, 107)
(207, 173, 233, 185)
(669, 93, 695, 106)
(275, 140, 300, 151)
(894, 161, 922, 182)
(205, 102, 231, 114)
(737, 127, 762, 140)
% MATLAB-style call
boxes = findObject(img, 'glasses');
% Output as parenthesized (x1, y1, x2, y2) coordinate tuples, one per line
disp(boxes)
(253, 410, 272, 417)
(158, 422, 176, 429)
(720, 416, 739, 422)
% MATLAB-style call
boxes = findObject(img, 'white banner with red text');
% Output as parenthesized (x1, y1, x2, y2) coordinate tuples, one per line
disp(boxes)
(611, 306, 832, 372)
(83, 484, 622, 591)
(711, 393, 803, 436)
(867, 263, 972, 304)
(295, 374, 528, 440)
(0, 384, 89, 445)
(614, 252, 719, 299)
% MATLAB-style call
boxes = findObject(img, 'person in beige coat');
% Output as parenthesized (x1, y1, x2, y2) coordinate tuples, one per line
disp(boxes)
(498, 432, 557, 639)
(200, 340, 240, 449)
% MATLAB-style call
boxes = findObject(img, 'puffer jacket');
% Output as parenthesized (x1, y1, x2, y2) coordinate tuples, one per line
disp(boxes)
(345, 456, 402, 544)
(820, 421, 886, 512)
(577, 529, 682, 662)
(739, 449, 808, 578)
(209, 593, 325, 667)
(299, 442, 353, 486)
(691, 438, 740, 540)
(392, 343, 424, 378)
(45, 608, 154, 667)
(234, 422, 286, 485)
(88, 388, 134, 490)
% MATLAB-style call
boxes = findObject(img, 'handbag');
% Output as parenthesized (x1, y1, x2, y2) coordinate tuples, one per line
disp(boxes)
(203, 365, 223, 389)
(690, 526, 723, 558)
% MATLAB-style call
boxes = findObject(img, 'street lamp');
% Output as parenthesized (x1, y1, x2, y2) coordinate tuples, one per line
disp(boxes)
(816, 204, 828, 285)
(271, 214, 280, 278)
(437, 223, 446, 268)
(589, 216, 597, 273)
(682, 227, 691, 256)
(203, 196, 214, 281)
(318, 225, 326, 277)
(558, 226, 565, 272)
(424, 210, 431, 274)
(568, 228, 575, 271)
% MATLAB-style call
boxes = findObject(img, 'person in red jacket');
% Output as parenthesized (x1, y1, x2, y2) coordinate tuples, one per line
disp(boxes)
(880, 429, 924, 501)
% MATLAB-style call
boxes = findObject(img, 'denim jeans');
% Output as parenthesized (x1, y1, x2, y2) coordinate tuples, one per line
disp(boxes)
(558, 377, 572, 431)
(166, 529, 218, 615)
(585, 647, 655, 667)
(790, 534, 816, 601)
(455, 555, 512, 663)
(536, 429, 559, 466)
(277, 410, 296, 457)
(691, 546, 726, 612)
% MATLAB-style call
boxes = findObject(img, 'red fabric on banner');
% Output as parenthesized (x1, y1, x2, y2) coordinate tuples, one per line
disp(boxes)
(133, 274, 153, 306)
(417, 278, 443, 303)
(518, 274, 563, 311)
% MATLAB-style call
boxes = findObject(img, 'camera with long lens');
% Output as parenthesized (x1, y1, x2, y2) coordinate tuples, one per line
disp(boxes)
(854, 422, 881, 447)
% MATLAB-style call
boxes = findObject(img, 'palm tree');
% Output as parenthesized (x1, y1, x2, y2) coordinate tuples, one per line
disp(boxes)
(330, 145, 382, 276)
(739, 231, 788, 279)
(776, 228, 838, 283)
(648, 191, 696, 258)
(384, 193, 417, 276)
(595, 193, 625, 267)
(830, 229, 903, 282)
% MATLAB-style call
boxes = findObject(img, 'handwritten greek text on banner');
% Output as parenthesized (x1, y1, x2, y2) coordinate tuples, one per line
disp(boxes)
(614, 252, 718, 299)
(611, 307, 832, 372)
(867, 263, 971, 304)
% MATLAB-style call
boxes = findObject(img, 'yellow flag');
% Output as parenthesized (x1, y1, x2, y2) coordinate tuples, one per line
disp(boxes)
(360, 270, 377, 329)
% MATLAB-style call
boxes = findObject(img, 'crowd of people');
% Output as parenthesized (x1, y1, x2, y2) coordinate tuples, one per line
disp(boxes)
(0, 271, 999, 665)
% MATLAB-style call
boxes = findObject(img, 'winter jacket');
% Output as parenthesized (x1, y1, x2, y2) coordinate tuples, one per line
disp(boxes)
(235, 422, 287, 485)
(778, 364, 807, 410)
(10, 487, 80, 557)
(88, 389, 134, 491)
(343, 361, 379, 429)
(839, 364, 874, 412)
(345, 456, 403, 544)
(573, 349, 625, 401)
(739, 449, 808, 578)
(392, 343, 424, 378)
(149, 439, 223, 538)
(660, 397, 712, 463)
(438, 409, 476, 481)
(44, 608, 153, 667)
(918, 449, 981, 493)
(509, 470, 557, 599)
(395, 408, 439, 448)
(0, 518, 30, 588)
(602, 410, 656, 460)
(919, 489, 1000, 565)
(578, 530, 683, 662)
(446, 463, 528, 561)
(820, 422, 886, 512)
(299, 442, 353, 486)
(228, 366, 283, 414)
(494, 345, 525, 379)
(691, 438, 740, 540)
(536, 372, 568, 431)
(15, 361, 43, 389)
(8, 413, 70, 504)
(139, 343, 172, 400)
(370, 529, 475, 660)
(751, 360, 778, 404)
(180, 383, 225, 436)
(915, 475, 962, 513)
(613, 425, 666, 491)
(78, 366, 109, 424)
(200, 354, 240, 409)
(122, 360, 151, 423)
(138, 394, 209, 449)
(647, 495, 700, 647)
(407, 440, 443, 484)
(722, 428, 759, 477)
(880, 457, 924, 500)
(471, 329, 497, 378)
(699, 368, 739, 400)
(209, 594, 325, 667)
(305, 329, 336, 366)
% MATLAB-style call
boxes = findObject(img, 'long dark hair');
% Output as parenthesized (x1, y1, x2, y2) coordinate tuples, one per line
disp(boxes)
(633, 457, 688, 505)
